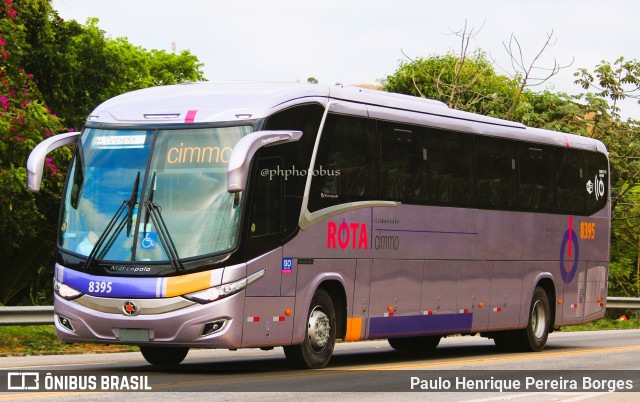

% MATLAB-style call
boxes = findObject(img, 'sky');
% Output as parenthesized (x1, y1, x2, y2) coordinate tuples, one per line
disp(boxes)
(51, 0, 639, 118)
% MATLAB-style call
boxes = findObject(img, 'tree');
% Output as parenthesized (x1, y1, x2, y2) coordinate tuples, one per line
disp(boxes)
(385, 21, 522, 116)
(1, 0, 68, 305)
(574, 57, 640, 121)
(0, 0, 206, 305)
(573, 58, 640, 297)
(383, 50, 519, 118)
(15, 1, 205, 130)
(500, 30, 573, 120)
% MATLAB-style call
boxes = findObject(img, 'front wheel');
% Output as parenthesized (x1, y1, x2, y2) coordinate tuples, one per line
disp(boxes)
(140, 346, 189, 366)
(284, 288, 336, 369)
(512, 286, 550, 352)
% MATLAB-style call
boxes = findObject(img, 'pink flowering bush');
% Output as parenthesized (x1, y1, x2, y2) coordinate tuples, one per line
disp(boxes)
(0, 0, 204, 304)
(1, 0, 69, 305)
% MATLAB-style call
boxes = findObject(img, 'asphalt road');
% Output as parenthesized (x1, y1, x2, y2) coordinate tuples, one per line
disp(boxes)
(1, 329, 640, 401)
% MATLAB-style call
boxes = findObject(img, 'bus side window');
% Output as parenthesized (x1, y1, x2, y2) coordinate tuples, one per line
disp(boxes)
(263, 103, 324, 238)
(556, 148, 585, 214)
(429, 129, 474, 207)
(308, 114, 377, 212)
(518, 146, 555, 212)
(476, 137, 516, 209)
(584, 151, 608, 214)
(250, 157, 283, 237)
(377, 122, 429, 204)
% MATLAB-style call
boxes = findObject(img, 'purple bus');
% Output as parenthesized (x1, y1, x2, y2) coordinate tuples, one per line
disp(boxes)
(27, 82, 610, 369)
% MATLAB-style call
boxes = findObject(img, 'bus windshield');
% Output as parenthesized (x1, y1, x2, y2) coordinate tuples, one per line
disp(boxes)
(59, 125, 252, 263)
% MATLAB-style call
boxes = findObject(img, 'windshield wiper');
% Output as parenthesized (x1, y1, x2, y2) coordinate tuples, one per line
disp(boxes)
(84, 172, 140, 269)
(126, 171, 140, 236)
(143, 172, 184, 271)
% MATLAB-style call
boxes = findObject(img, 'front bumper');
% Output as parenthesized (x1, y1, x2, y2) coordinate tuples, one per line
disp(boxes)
(53, 291, 245, 349)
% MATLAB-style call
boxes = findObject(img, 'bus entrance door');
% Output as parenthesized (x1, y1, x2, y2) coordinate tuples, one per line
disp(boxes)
(345, 259, 372, 342)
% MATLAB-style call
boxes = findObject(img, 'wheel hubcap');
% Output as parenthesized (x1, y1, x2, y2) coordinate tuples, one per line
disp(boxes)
(531, 300, 547, 339)
(308, 307, 330, 351)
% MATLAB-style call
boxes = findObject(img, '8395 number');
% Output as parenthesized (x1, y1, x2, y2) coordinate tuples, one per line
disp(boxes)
(88, 281, 113, 293)
(580, 222, 596, 240)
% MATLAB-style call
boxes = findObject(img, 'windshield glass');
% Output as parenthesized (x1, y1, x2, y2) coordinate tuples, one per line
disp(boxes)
(59, 125, 251, 263)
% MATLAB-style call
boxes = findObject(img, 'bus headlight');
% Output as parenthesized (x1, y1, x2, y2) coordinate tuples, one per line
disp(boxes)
(183, 268, 266, 304)
(54, 278, 84, 300)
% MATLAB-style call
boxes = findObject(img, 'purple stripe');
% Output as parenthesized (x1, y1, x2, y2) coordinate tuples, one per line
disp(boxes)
(62, 268, 160, 298)
(376, 229, 478, 235)
(369, 313, 473, 338)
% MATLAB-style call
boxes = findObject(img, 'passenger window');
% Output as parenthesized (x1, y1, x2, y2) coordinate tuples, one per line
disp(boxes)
(476, 137, 516, 209)
(263, 103, 324, 238)
(556, 149, 585, 214)
(250, 158, 282, 237)
(584, 152, 609, 214)
(309, 114, 377, 212)
(378, 122, 429, 204)
(518, 146, 555, 211)
(429, 129, 474, 206)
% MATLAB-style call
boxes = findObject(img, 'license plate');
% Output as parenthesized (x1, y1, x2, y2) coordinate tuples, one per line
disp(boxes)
(118, 329, 150, 342)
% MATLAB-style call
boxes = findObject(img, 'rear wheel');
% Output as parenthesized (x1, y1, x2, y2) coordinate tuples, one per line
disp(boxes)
(140, 346, 189, 366)
(512, 286, 550, 352)
(284, 288, 336, 369)
(388, 335, 441, 353)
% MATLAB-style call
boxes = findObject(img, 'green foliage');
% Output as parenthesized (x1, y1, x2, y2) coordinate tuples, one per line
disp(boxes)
(561, 317, 640, 331)
(383, 51, 519, 118)
(574, 57, 640, 120)
(0, 325, 136, 355)
(0, 0, 205, 305)
(571, 60, 640, 297)
(1, 0, 67, 305)
(17, 9, 205, 130)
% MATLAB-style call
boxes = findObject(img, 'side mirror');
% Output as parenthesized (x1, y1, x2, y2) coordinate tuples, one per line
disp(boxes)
(27, 132, 80, 192)
(227, 130, 302, 193)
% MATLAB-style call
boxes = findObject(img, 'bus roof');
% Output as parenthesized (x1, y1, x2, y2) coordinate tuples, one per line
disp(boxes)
(89, 81, 329, 125)
(87, 81, 606, 154)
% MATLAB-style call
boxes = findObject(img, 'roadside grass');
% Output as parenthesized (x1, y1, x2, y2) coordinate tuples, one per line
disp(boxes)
(560, 316, 640, 331)
(0, 325, 136, 356)
(1, 317, 640, 356)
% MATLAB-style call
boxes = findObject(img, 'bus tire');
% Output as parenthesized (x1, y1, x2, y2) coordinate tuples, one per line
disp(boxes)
(388, 335, 441, 353)
(512, 286, 550, 352)
(140, 346, 189, 366)
(284, 288, 336, 369)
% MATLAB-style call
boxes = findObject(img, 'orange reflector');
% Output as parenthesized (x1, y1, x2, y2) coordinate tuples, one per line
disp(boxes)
(478, 302, 485, 308)
(285, 309, 293, 316)
(558, 299, 563, 304)
(597, 297, 602, 303)
(387, 305, 394, 311)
